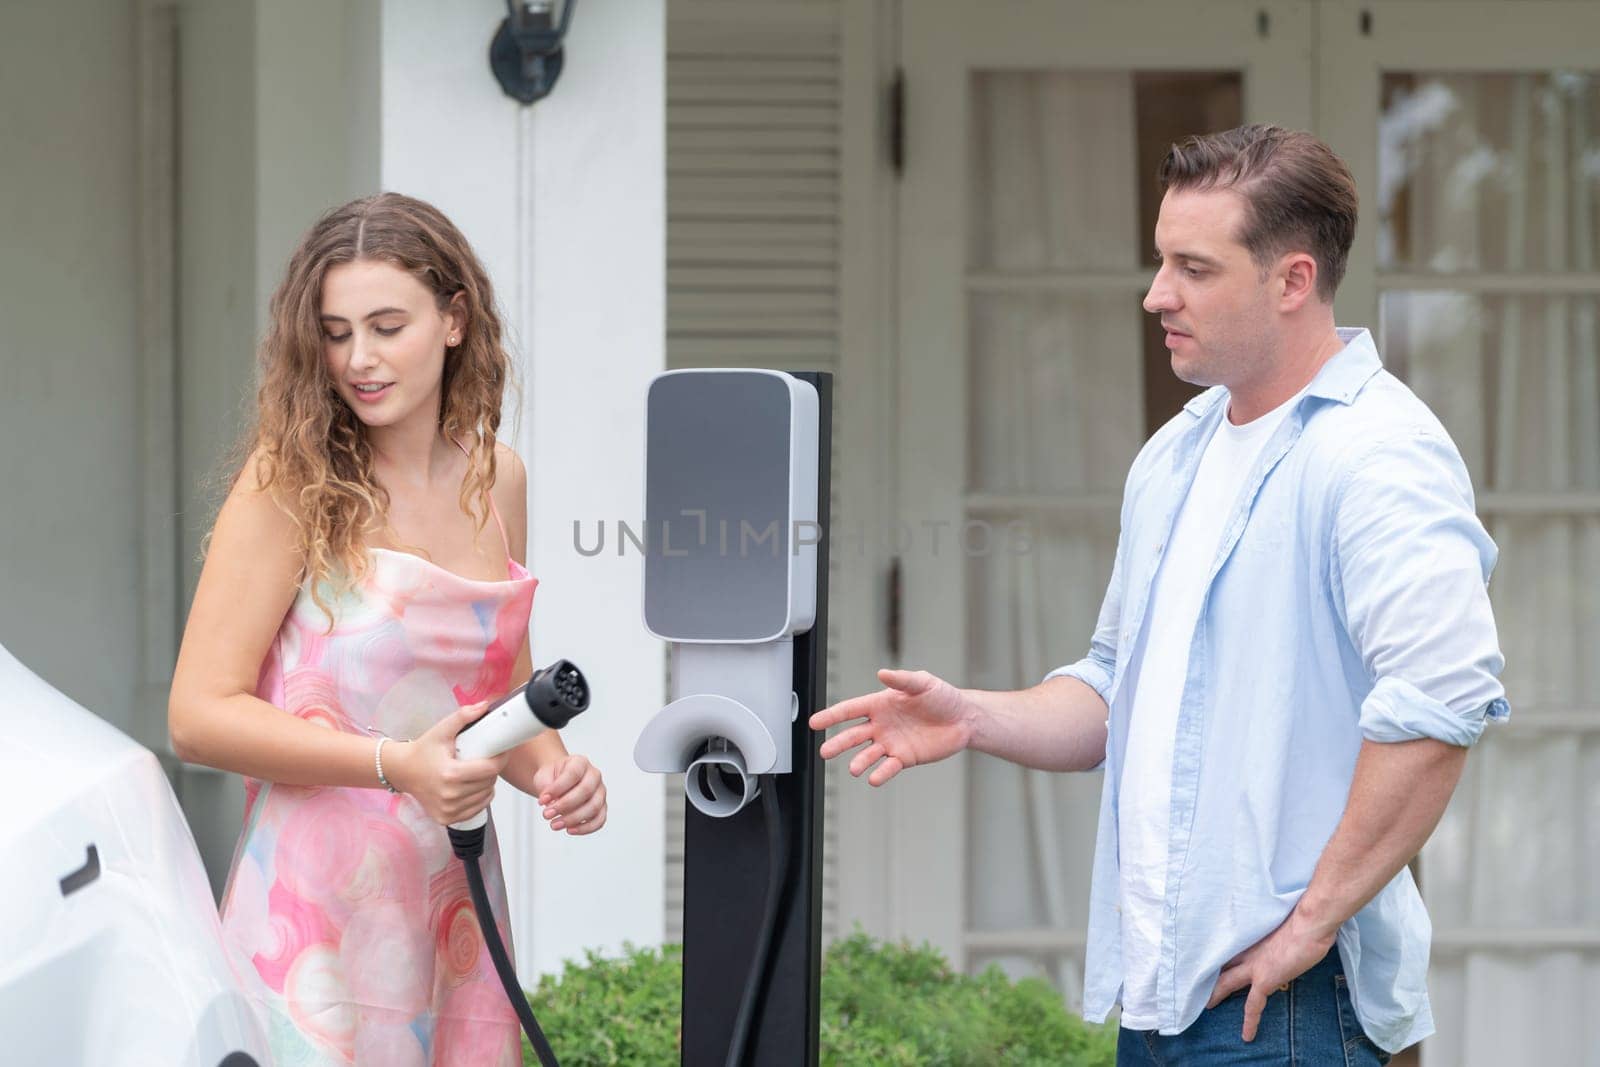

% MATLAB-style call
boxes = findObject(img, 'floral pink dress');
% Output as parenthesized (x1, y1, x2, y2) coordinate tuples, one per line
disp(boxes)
(219, 503, 536, 1067)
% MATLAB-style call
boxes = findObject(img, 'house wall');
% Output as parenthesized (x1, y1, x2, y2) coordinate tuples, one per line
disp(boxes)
(379, 0, 667, 981)
(172, 0, 386, 897)
(0, 1, 144, 745)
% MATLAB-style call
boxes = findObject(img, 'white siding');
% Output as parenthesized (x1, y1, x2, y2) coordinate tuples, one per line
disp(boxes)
(0, 2, 144, 745)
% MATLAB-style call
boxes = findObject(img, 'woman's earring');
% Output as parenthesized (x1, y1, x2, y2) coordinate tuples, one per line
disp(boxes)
(448, 335, 458, 346)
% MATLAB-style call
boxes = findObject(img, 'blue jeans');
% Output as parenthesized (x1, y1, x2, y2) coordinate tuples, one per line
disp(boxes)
(1115, 948, 1392, 1066)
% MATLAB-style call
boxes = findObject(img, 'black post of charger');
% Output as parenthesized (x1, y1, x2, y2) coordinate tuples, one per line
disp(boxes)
(679, 371, 830, 1067)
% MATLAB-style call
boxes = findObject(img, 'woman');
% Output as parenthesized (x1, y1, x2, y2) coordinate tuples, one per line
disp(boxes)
(168, 192, 605, 1066)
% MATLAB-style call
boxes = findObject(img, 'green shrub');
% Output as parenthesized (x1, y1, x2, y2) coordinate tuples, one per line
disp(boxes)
(523, 932, 1118, 1066)
(523, 942, 684, 1065)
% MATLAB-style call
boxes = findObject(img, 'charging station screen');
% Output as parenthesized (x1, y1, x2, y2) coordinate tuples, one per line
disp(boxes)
(645, 372, 792, 641)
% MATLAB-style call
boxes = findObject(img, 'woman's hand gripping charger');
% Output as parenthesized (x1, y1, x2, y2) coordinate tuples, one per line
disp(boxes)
(451, 659, 590, 831)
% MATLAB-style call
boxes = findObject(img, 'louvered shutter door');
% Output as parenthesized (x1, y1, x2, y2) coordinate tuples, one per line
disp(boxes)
(664, 0, 843, 945)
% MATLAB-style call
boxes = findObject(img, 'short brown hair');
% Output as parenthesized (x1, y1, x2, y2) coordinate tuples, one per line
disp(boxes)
(1158, 125, 1358, 302)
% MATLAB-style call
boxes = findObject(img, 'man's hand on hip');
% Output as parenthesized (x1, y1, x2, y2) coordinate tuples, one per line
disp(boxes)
(1206, 909, 1338, 1043)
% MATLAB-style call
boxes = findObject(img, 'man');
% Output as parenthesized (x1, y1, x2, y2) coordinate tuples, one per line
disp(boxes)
(811, 125, 1508, 1064)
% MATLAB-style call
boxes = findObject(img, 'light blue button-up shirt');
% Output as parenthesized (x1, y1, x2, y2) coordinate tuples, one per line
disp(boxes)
(1047, 328, 1510, 1053)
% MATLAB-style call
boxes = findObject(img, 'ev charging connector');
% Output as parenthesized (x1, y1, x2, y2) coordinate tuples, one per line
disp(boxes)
(448, 658, 590, 1067)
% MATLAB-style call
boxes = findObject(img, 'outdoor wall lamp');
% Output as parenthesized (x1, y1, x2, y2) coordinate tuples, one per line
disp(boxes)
(490, 0, 578, 105)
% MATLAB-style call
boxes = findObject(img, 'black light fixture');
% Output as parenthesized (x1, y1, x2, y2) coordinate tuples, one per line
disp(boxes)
(490, 0, 578, 105)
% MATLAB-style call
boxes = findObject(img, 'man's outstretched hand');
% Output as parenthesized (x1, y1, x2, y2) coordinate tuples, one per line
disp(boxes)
(808, 668, 973, 786)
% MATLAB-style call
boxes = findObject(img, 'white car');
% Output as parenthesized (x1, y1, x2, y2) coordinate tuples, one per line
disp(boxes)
(0, 642, 269, 1066)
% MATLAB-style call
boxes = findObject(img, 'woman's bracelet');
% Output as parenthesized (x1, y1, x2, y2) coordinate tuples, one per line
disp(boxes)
(375, 736, 401, 794)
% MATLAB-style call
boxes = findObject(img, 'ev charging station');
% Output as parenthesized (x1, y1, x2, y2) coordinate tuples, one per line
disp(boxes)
(635, 369, 831, 1067)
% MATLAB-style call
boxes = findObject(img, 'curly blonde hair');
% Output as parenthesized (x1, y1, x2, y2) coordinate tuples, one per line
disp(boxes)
(232, 192, 516, 617)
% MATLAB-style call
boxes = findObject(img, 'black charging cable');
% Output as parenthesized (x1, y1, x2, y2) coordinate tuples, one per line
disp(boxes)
(724, 774, 789, 1067)
(449, 823, 561, 1067)
(440, 660, 589, 1067)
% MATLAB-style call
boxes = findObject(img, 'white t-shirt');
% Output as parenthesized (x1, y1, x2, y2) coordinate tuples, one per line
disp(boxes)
(1116, 386, 1306, 1028)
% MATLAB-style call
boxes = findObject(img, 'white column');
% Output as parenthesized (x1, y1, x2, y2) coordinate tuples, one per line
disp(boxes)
(379, 0, 666, 982)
